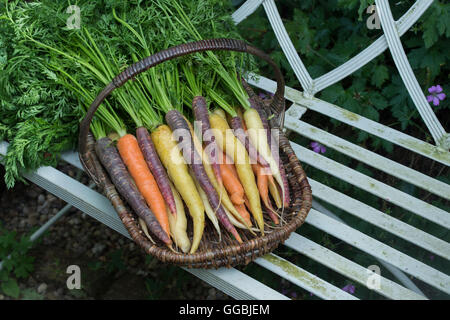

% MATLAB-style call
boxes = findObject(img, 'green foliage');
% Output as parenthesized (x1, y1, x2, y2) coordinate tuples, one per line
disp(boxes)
(105, 249, 126, 273)
(144, 263, 191, 299)
(20, 288, 44, 300)
(0, 0, 250, 187)
(0, 223, 35, 298)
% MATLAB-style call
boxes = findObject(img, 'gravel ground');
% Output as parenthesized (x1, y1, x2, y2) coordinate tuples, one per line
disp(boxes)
(0, 163, 231, 300)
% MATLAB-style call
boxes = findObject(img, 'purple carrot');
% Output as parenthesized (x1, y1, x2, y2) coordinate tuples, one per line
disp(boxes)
(230, 115, 271, 169)
(165, 109, 243, 243)
(95, 137, 171, 245)
(136, 126, 177, 216)
(192, 96, 222, 187)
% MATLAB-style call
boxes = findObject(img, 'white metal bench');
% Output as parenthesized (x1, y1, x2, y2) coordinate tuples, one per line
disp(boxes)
(1, 0, 449, 300)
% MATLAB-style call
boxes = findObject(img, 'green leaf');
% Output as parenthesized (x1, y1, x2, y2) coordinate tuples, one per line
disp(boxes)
(355, 163, 373, 177)
(0, 271, 9, 282)
(13, 256, 34, 279)
(420, 48, 445, 78)
(381, 139, 393, 153)
(21, 288, 44, 300)
(357, 130, 369, 143)
(368, 92, 388, 110)
(1, 278, 20, 298)
(371, 65, 389, 88)
(391, 104, 411, 130)
(337, 0, 359, 10)
(357, 0, 374, 21)
(362, 105, 379, 122)
(320, 84, 344, 103)
(423, 22, 438, 48)
(371, 137, 393, 153)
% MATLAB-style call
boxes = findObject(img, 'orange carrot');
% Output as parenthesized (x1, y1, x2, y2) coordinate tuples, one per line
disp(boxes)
(117, 134, 170, 238)
(235, 202, 252, 227)
(220, 161, 245, 205)
(225, 158, 239, 179)
(252, 163, 279, 225)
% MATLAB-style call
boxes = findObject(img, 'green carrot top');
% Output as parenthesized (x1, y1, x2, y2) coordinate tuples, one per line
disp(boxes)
(157, 0, 255, 114)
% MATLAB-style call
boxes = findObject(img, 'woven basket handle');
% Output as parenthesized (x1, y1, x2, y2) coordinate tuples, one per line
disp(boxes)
(79, 38, 285, 176)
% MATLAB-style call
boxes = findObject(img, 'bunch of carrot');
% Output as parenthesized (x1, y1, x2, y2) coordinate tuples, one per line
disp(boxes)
(30, 1, 291, 254)
(87, 60, 290, 254)
(90, 86, 289, 254)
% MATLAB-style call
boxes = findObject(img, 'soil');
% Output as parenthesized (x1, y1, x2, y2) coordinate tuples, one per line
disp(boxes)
(0, 164, 231, 300)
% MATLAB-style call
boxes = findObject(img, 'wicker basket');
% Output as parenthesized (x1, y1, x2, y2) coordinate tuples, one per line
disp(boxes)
(78, 38, 312, 269)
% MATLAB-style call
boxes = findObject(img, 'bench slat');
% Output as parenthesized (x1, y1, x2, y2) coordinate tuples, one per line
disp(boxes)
(284, 107, 450, 200)
(289, 141, 450, 229)
(284, 234, 427, 300)
(255, 253, 358, 300)
(231, 0, 264, 24)
(185, 268, 288, 300)
(56, 147, 447, 296)
(308, 179, 450, 260)
(305, 209, 450, 294)
(55, 149, 442, 298)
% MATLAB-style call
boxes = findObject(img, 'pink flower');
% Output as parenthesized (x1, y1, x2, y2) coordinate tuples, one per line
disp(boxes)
(426, 85, 446, 106)
(310, 141, 326, 154)
(342, 284, 355, 294)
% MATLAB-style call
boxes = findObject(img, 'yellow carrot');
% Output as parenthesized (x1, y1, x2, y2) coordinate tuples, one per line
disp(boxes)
(186, 119, 254, 233)
(151, 125, 205, 254)
(244, 108, 285, 210)
(212, 108, 226, 120)
(209, 114, 264, 234)
(190, 169, 222, 241)
(268, 175, 283, 209)
(167, 181, 191, 253)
